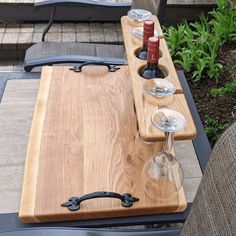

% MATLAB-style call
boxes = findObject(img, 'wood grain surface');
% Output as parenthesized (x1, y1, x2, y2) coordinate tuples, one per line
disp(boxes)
(19, 66, 187, 223)
(121, 15, 196, 142)
(19, 67, 53, 223)
(138, 93, 197, 142)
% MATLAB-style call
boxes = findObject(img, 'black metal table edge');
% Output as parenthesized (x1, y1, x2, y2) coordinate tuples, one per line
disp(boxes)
(0, 204, 191, 231)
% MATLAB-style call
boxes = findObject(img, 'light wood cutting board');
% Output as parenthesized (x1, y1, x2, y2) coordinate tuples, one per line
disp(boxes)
(19, 66, 187, 223)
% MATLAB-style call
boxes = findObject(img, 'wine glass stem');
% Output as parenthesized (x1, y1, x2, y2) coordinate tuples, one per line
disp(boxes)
(164, 132, 174, 158)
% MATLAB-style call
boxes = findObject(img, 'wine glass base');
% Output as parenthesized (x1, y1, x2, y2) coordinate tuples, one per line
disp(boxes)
(151, 108, 186, 133)
(127, 9, 152, 21)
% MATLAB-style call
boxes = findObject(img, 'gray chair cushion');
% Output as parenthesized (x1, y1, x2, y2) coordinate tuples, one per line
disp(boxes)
(24, 42, 126, 71)
(180, 122, 236, 235)
(25, 42, 125, 61)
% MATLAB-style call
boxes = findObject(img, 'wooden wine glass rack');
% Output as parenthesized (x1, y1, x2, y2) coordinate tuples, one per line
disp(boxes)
(121, 16, 197, 142)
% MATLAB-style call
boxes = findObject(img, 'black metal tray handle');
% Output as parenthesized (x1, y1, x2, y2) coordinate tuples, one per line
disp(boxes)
(61, 191, 139, 211)
(70, 61, 120, 73)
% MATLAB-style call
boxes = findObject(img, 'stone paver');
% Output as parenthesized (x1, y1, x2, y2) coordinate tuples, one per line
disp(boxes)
(0, 165, 24, 213)
(0, 33, 3, 46)
(18, 33, 33, 49)
(0, 79, 39, 213)
(48, 23, 62, 33)
(62, 32, 76, 42)
(34, 23, 45, 32)
(62, 23, 76, 32)
(2, 33, 18, 49)
(32, 32, 42, 43)
(117, 32, 124, 43)
(20, 24, 34, 33)
(183, 177, 201, 202)
(76, 23, 89, 33)
(1, 80, 39, 106)
(90, 32, 104, 43)
(76, 32, 90, 43)
(47, 32, 62, 42)
(90, 23, 103, 32)
(0, 24, 6, 33)
(175, 140, 202, 178)
(116, 23, 122, 32)
(103, 23, 116, 32)
(5, 24, 20, 33)
(0, 22, 122, 54)
(104, 31, 118, 43)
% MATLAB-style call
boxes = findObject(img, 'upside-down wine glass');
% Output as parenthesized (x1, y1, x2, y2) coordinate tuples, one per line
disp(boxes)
(141, 108, 186, 200)
(135, 80, 176, 162)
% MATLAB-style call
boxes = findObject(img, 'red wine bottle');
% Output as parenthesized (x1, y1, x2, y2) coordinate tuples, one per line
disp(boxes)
(136, 20, 154, 60)
(140, 37, 165, 79)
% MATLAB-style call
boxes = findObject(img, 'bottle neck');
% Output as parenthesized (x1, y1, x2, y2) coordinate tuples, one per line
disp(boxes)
(147, 48, 159, 65)
(141, 43, 148, 51)
(147, 61, 158, 69)
(143, 25, 154, 50)
(147, 37, 159, 65)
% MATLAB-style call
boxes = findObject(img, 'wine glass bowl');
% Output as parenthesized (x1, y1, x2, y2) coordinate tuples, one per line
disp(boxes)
(141, 108, 186, 201)
(132, 27, 158, 40)
(143, 79, 176, 98)
(142, 152, 184, 200)
(142, 79, 175, 107)
(127, 9, 152, 22)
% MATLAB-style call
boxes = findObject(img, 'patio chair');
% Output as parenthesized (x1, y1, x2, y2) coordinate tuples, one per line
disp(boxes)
(0, 121, 235, 235)
(23, 0, 167, 72)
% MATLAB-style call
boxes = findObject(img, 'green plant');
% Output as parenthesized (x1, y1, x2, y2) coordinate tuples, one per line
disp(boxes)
(163, 24, 187, 56)
(164, 0, 236, 82)
(204, 115, 231, 145)
(210, 0, 236, 42)
(211, 79, 236, 97)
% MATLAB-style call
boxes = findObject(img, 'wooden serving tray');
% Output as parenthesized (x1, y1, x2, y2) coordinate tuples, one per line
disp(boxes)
(121, 16, 196, 142)
(19, 66, 187, 223)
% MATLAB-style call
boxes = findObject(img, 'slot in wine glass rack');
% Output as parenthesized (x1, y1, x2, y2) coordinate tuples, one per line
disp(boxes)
(121, 15, 197, 142)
